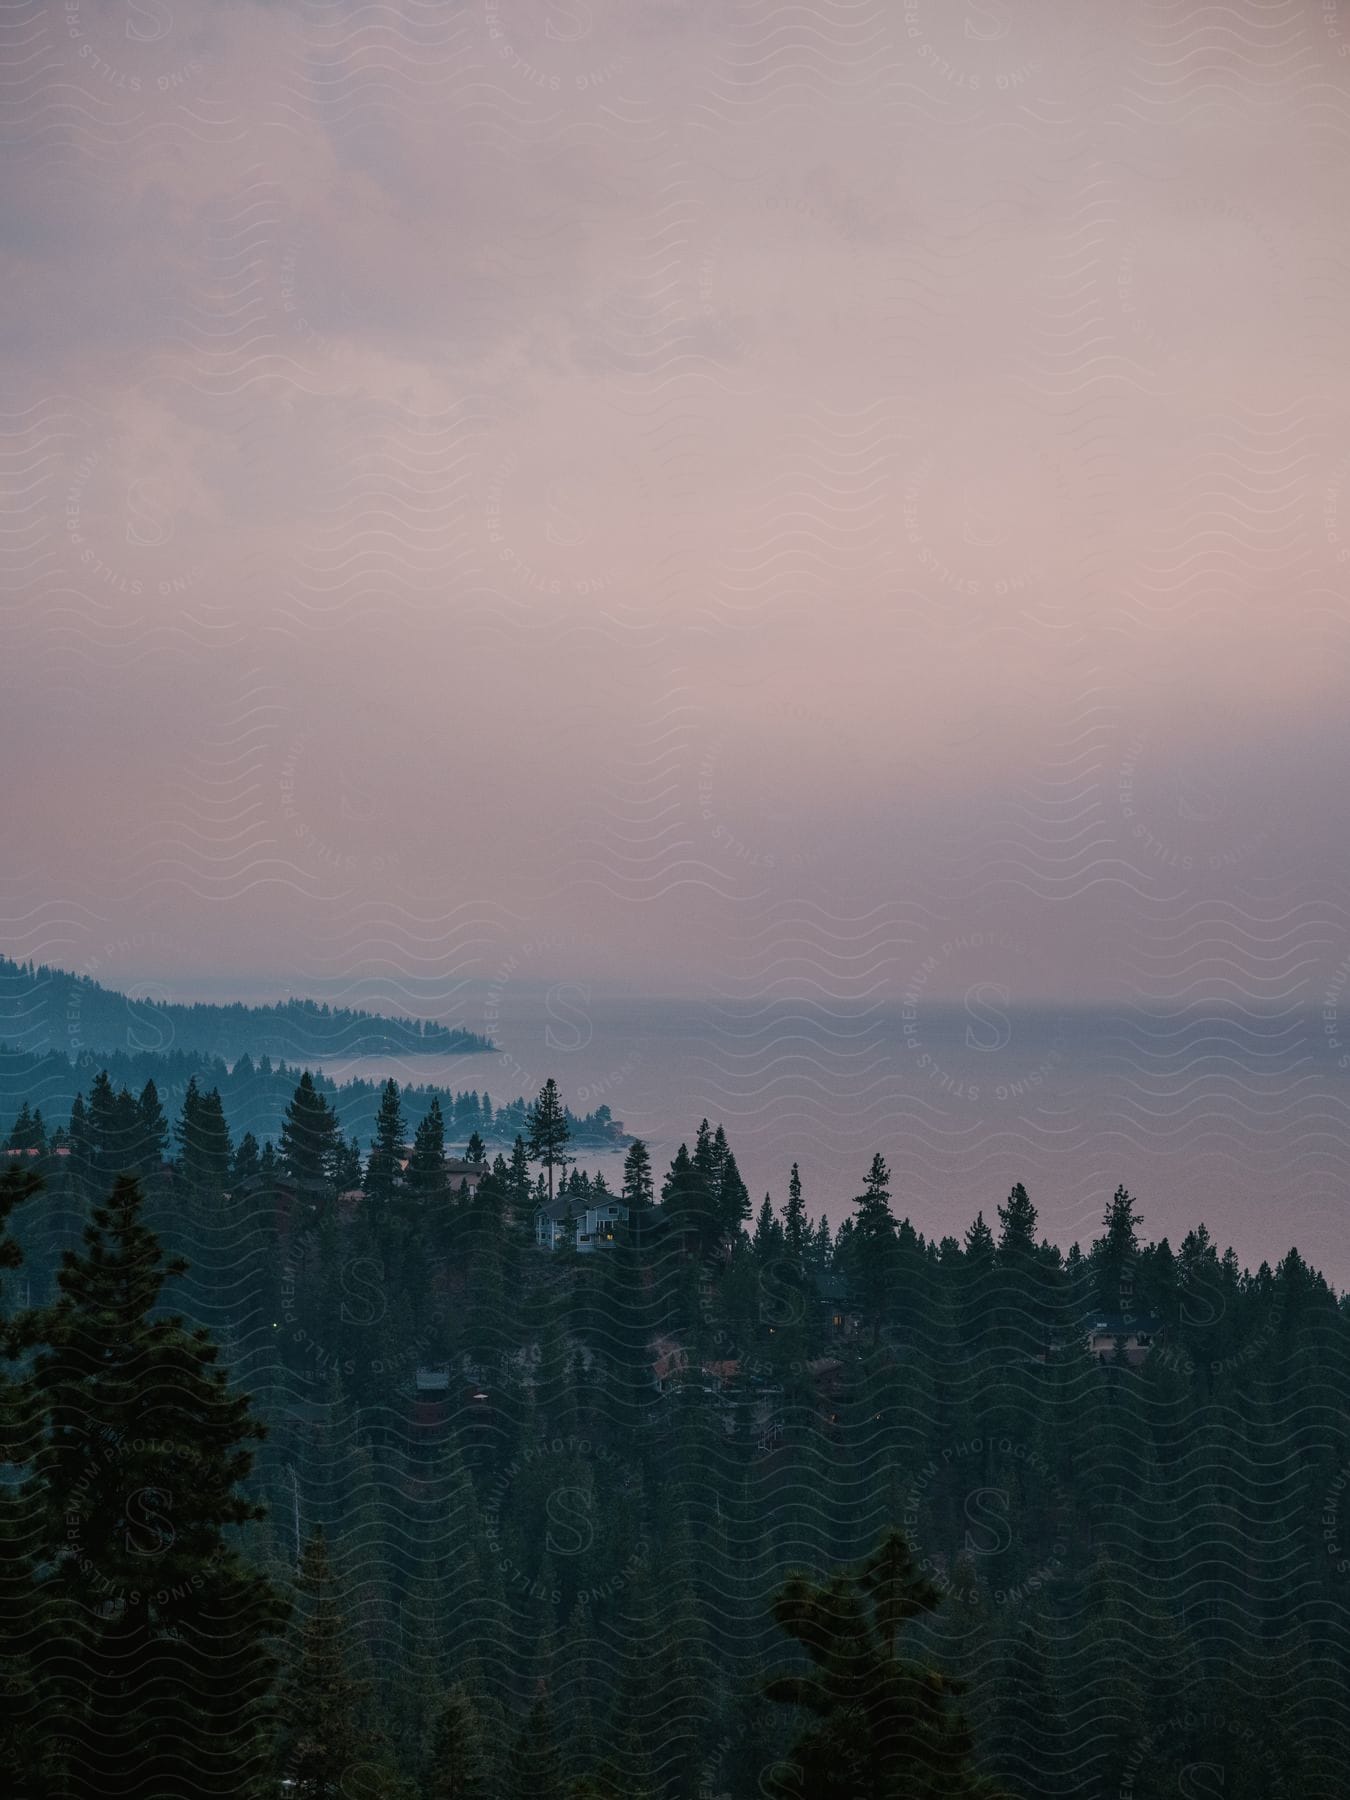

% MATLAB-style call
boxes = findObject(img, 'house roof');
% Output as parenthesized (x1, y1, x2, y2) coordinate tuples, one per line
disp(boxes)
(539, 1196, 582, 1222)
(538, 1194, 629, 1222)
(811, 1266, 856, 1304)
(1086, 1312, 1160, 1336)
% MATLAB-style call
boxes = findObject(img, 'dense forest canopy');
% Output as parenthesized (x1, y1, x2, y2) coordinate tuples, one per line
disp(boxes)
(2, 1066, 1348, 1798)
(0, 955, 493, 1060)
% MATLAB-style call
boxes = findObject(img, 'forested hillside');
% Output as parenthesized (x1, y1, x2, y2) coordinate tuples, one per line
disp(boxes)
(0, 956, 492, 1060)
(3, 1069, 1348, 1798)
(0, 1044, 625, 1154)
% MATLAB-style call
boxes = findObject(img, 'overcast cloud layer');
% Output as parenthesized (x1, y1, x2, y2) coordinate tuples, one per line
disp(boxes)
(4, 0, 1350, 1030)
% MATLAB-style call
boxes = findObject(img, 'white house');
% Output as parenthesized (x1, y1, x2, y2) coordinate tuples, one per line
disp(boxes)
(536, 1193, 629, 1252)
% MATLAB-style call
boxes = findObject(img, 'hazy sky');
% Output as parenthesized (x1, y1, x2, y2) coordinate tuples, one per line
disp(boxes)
(4, 0, 1350, 1023)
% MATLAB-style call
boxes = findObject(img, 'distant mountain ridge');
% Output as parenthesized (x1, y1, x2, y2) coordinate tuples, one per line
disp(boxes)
(0, 957, 493, 1062)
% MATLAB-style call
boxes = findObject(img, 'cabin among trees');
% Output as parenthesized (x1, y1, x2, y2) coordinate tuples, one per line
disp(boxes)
(1084, 1310, 1161, 1364)
(535, 1192, 629, 1251)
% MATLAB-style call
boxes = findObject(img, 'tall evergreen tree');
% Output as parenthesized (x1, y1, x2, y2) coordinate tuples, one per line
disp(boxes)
(176, 1078, 233, 1200)
(280, 1073, 342, 1203)
(0, 1165, 46, 1792)
(408, 1099, 450, 1202)
(27, 1174, 287, 1800)
(847, 1153, 900, 1344)
(1096, 1184, 1144, 1313)
(783, 1162, 808, 1263)
(277, 1527, 384, 1797)
(365, 1079, 406, 1209)
(526, 1078, 571, 1203)
(621, 1138, 653, 1213)
(996, 1183, 1037, 1259)
(134, 1079, 169, 1181)
(86, 1070, 119, 1176)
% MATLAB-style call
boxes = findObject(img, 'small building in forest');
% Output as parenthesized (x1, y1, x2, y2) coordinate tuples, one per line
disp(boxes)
(535, 1193, 629, 1252)
(811, 1267, 863, 1340)
(394, 1152, 488, 1197)
(445, 1157, 489, 1196)
(1085, 1312, 1160, 1365)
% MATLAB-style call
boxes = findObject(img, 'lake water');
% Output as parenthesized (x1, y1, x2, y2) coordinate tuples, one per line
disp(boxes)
(315, 995, 1350, 1286)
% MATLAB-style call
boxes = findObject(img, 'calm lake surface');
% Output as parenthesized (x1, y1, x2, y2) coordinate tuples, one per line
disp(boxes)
(316, 996, 1350, 1286)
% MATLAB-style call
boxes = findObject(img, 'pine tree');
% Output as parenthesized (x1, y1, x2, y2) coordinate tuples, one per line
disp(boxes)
(281, 1072, 342, 1203)
(847, 1153, 900, 1344)
(176, 1079, 233, 1201)
(0, 1165, 47, 1792)
(277, 1527, 382, 1797)
(4, 1101, 37, 1151)
(231, 1131, 262, 1188)
(526, 1079, 571, 1203)
(783, 1162, 808, 1263)
(1095, 1185, 1143, 1314)
(964, 1212, 995, 1264)
(27, 1173, 288, 1799)
(365, 1079, 406, 1208)
(621, 1138, 653, 1212)
(996, 1183, 1037, 1259)
(761, 1528, 1005, 1799)
(67, 1091, 95, 1205)
(134, 1079, 169, 1182)
(408, 1100, 450, 1202)
(334, 1135, 364, 1194)
(86, 1070, 119, 1175)
(464, 1128, 486, 1167)
(507, 1136, 533, 1235)
(718, 1147, 752, 1241)
(753, 1193, 785, 1261)
(422, 1682, 490, 1799)
(659, 1142, 700, 1250)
